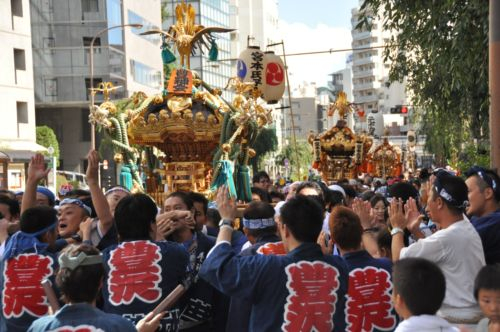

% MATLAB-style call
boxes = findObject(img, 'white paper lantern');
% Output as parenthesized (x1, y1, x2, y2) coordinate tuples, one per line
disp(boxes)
(261, 51, 286, 104)
(236, 46, 265, 91)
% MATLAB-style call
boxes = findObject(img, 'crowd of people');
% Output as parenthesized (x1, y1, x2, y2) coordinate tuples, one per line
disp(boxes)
(0, 150, 499, 332)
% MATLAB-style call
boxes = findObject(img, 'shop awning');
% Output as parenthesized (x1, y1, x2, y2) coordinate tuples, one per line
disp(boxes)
(0, 140, 48, 162)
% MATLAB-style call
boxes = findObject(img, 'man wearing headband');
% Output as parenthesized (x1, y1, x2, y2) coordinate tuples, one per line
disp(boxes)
(465, 166, 500, 265)
(0, 206, 59, 332)
(57, 198, 91, 239)
(390, 170, 485, 324)
(28, 244, 163, 332)
(226, 201, 282, 331)
(101, 193, 189, 331)
(200, 188, 349, 331)
(105, 185, 131, 216)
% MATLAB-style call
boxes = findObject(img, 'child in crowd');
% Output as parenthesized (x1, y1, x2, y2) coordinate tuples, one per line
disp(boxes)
(392, 258, 459, 332)
(474, 264, 500, 332)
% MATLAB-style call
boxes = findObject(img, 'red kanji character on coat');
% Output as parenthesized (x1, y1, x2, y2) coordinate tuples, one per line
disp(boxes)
(283, 261, 340, 332)
(2, 254, 54, 318)
(257, 242, 286, 256)
(346, 267, 396, 332)
(108, 241, 162, 305)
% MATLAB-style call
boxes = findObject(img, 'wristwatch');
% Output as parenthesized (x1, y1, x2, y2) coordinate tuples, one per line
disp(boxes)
(219, 219, 234, 228)
(391, 227, 404, 236)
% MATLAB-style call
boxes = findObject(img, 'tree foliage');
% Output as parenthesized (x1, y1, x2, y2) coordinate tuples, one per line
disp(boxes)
(358, 0, 489, 165)
(36, 126, 60, 161)
(275, 140, 313, 181)
(251, 126, 278, 172)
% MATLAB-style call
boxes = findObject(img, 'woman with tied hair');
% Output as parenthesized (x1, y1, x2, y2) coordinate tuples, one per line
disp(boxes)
(28, 244, 163, 332)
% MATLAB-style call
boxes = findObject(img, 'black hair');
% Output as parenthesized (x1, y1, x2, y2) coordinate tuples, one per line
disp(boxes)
(243, 201, 277, 238)
(0, 196, 20, 219)
(0, 190, 16, 200)
(269, 191, 285, 202)
(206, 208, 221, 229)
(114, 193, 157, 241)
(376, 228, 392, 256)
(65, 189, 91, 198)
(326, 190, 345, 212)
(166, 191, 194, 210)
(388, 182, 419, 203)
(474, 264, 500, 299)
(419, 168, 431, 182)
(370, 194, 389, 222)
(296, 181, 324, 200)
(359, 190, 375, 202)
(466, 167, 500, 202)
(188, 192, 208, 214)
(393, 258, 446, 316)
(431, 172, 468, 215)
(330, 206, 363, 251)
(280, 195, 323, 243)
(20, 206, 57, 234)
(56, 244, 105, 304)
(251, 187, 271, 203)
(252, 171, 270, 184)
(339, 184, 357, 199)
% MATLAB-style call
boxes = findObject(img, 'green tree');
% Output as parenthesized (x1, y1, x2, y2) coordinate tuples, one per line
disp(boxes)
(36, 126, 60, 165)
(251, 126, 278, 172)
(358, 0, 489, 165)
(275, 140, 313, 181)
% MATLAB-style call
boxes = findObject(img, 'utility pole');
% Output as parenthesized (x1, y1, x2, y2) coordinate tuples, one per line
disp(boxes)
(268, 41, 301, 180)
(490, 0, 500, 169)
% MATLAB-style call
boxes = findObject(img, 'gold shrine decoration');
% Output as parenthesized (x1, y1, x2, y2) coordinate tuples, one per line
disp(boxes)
(328, 91, 356, 119)
(140, 1, 234, 69)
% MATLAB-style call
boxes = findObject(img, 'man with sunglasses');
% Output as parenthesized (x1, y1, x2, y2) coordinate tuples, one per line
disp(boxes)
(465, 166, 500, 265)
(390, 170, 485, 325)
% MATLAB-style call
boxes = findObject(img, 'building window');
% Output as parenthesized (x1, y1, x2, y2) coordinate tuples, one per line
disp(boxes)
(11, 0, 23, 17)
(83, 37, 101, 64)
(81, 0, 98, 12)
(81, 108, 91, 142)
(129, 59, 161, 88)
(16, 102, 28, 123)
(14, 49, 26, 70)
(45, 79, 58, 96)
(85, 77, 103, 101)
(128, 10, 160, 44)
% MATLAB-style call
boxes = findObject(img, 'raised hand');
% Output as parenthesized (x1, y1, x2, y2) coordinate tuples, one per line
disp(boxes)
(352, 197, 372, 229)
(389, 198, 407, 229)
(216, 186, 236, 221)
(317, 231, 333, 255)
(86, 150, 99, 186)
(404, 197, 422, 232)
(27, 153, 50, 183)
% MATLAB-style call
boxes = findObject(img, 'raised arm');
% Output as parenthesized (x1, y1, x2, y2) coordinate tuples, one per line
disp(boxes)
(86, 150, 113, 235)
(21, 154, 51, 213)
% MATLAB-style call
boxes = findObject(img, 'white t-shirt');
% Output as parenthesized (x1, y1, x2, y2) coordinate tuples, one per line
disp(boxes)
(395, 315, 459, 332)
(400, 218, 485, 321)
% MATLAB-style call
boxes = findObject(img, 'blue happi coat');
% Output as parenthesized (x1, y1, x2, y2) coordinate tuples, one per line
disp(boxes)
(200, 241, 349, 332)
(101, 239, 189, 331)
(0, 247, 59, 332)
(471, 209, 500, 265)
(343, 250, 397, 332)
(28, 303, 136, 331)
(226, 233, 282, 332)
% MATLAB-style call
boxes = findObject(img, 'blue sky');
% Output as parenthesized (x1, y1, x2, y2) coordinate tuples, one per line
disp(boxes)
(279, 0, 359, 29)
(277, 0, 360, 89)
